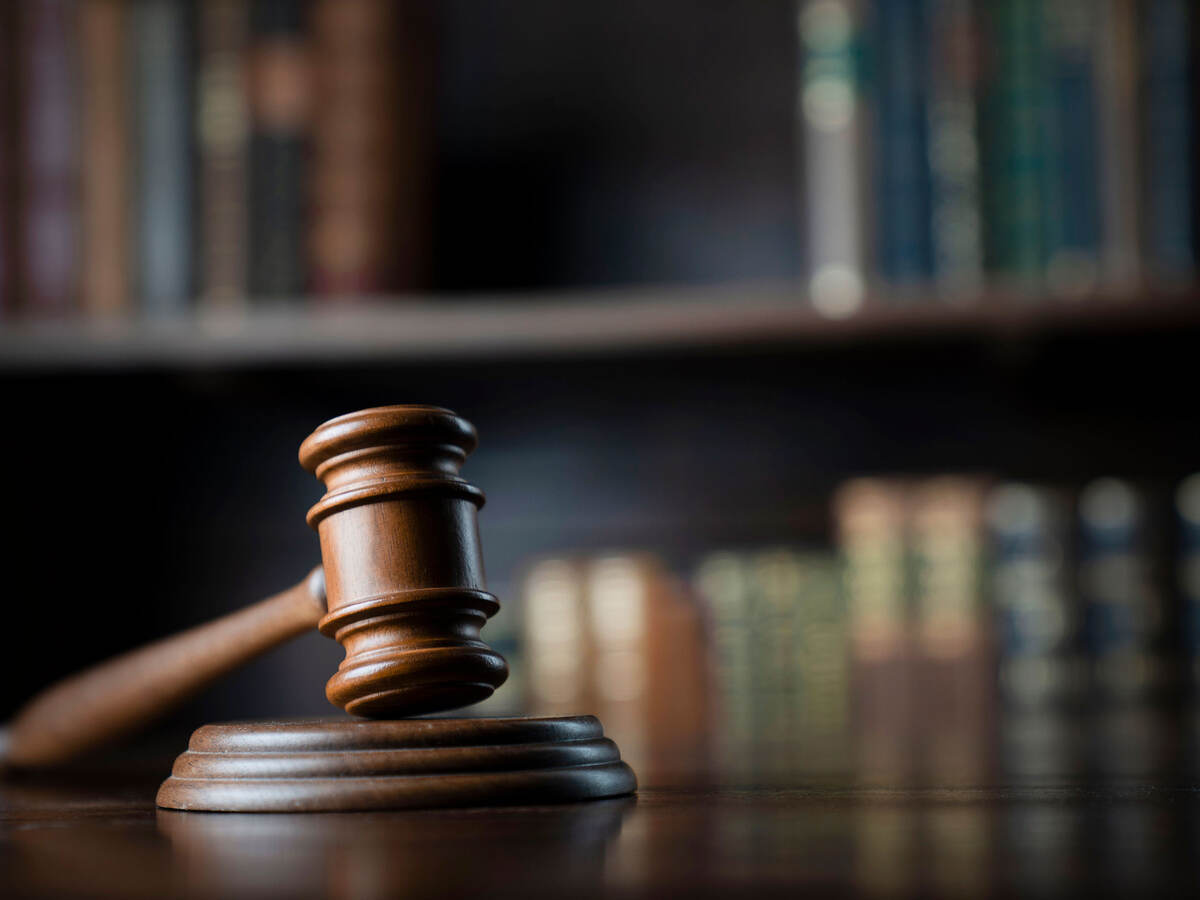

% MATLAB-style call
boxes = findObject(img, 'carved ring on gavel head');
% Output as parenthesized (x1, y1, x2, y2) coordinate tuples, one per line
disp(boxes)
(299, 405, 508, 718)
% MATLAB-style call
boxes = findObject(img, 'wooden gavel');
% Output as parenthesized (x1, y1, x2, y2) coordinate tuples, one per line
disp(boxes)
(2, 406, 509, 768)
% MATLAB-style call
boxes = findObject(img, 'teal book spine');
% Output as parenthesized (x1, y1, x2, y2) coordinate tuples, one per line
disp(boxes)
(981, 0, 1048, 286)
(133, 0, 195, 314)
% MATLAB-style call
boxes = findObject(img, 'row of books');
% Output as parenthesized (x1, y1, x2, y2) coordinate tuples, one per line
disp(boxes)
(0, 0, 430, 320)
(798, 0, 1198, 316)
(497, 473, 1200, 780)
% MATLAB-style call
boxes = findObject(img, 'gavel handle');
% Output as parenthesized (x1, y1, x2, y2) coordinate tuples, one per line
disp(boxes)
(0, 568, 327, 769)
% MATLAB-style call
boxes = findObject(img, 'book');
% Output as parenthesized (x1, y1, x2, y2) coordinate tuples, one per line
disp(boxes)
(872, 0, 933, 288)
(693, 552, 756, 765)
(1176, 474, 1200, 692)
(909, 476, 993, 782)
(521, 557, 590, 719)
(833, 478, 914, 781)
(925, 0, 984, 296)
(1095, 0, 1141, 289)
(309, 0, 429, 295)
(789, 551, 850, 767)
(1042, 0, 1102, 294)
(1140, 0, 1195, 282)
(19, 0, 80, 316)
(1078, 478, 1170, 704)
(798, 0, 869, 317)
(196, 0, 250, 307)
(980, 0, 1049, 287)
(583, 553, 707, 781)
(695, 547, 848, 777)
(986, 483, 1081, 709)
(248, 0, 311, 299)
(132, 0, 194, 315)
(0, 2, 17, 317)
(80, 0, 130, 317)
(986, 483, 1083, 777)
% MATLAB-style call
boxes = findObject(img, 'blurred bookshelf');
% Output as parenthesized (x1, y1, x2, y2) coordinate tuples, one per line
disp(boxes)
(2, 282, 1199, 370)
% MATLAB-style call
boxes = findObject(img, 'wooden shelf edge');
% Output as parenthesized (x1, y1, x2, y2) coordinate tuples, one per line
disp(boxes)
(0, 283, 1197, 370)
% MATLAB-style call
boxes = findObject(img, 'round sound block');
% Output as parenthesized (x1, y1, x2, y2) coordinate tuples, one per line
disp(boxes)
(156, 716, 637, 812)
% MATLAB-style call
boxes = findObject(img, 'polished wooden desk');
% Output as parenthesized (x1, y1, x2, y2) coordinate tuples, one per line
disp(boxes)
(2, 757, 1198, 899)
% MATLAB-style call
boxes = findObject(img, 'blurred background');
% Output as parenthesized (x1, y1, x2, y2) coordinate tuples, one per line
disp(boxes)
(1, 0, 1200, 794)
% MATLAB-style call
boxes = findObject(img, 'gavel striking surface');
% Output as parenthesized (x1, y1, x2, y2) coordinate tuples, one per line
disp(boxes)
(156, 717, 636, 812)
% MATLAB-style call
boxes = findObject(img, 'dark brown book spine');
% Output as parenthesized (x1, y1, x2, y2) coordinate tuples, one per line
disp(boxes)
(248, 0, 310, 300)
(79, 0, 130, 317)
(197, 0, 249, 308)
(309, 0, 430, 296)
(20, 0, 80, 317)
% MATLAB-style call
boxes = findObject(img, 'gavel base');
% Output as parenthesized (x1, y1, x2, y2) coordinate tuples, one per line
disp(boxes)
(155, 715, 637, 812)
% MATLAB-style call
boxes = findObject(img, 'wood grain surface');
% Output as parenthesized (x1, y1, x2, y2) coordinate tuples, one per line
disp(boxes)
(3, 760, 1199, 899)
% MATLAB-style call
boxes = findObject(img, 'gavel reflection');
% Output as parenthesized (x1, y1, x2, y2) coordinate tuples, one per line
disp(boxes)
(2, 406, 508, 768)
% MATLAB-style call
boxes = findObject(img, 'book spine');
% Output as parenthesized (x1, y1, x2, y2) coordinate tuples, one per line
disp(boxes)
(521, 558, 590, 718)
(248, 0, 310, 299)
(834, 478, 914, 779)
(798, 0, 869, 317)
(1042, 0, 1102, 294)
(80, 0, 130, 317)
(873, 0, 933, 288)
(910, 476, 993, 781)
(986, 483, 1081, 709)
(20, 0, 80, 317)
(1177, 475, 1200, 694)
(584, 554, 652, 767)
(0, 3, 17, 317)
(694, 552, 755, 769)
(309, 0, 427, 296)
(980, 0, 1048, 287)
(1095, 0, 1141, 288)
(1141, 0, 1195, 282)
(792, 552, 851, 767)
(1078, 479, 1169, 704)
(197, 0, 250, 307)
(747, 550, 804, 746)
(133, 0, 195, 315)
(925, 0, 984, 297)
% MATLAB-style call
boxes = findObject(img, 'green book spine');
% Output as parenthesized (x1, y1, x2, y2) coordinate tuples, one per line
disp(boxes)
(981, 0, 1048, 286)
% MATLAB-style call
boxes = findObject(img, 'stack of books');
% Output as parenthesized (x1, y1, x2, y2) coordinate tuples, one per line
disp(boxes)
(0, 0, 431, 320)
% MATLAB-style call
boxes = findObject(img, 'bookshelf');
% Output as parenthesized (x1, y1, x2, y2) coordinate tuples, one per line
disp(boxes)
(2, 283, 1198, 369)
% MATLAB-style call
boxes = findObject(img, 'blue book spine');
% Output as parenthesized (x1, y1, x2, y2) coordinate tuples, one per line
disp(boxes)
(1078, 479, 1167, 704)
(1142, 0, 1195, 280)
(133, 0, 194, 314)
(1177, 476, 1200, 691)
(986, 484, 1081, 709)
(1042, 0, 1101, 292)
(873, 0, 934, 286)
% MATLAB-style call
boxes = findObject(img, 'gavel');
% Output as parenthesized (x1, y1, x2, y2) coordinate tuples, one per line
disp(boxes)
(2, 405, 509, 768)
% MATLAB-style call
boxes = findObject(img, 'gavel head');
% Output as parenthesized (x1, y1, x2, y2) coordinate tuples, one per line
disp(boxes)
(299, 406, 508, 718)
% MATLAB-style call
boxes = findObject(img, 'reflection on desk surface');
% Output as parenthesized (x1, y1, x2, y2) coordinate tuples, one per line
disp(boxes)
(3, 742, 1199, 900)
